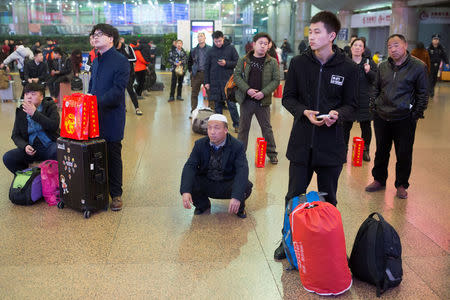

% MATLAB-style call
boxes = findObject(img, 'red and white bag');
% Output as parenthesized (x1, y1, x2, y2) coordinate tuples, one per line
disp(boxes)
(290, 201, 352, 296)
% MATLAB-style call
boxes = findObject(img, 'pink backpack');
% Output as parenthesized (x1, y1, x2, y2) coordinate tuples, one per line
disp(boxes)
(39, 160, 60, 206)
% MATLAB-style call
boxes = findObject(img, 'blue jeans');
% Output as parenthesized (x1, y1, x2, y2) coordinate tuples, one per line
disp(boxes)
(3, 141, 57, 174)
(215, 97, 240, 128)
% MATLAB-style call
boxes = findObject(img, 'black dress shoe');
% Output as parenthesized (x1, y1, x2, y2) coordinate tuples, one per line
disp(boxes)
(176, 96, 184, 101)
(236, 209, 247, 219)
(168, 96, 175, 102)
(274, 242, 286, 260)
(194, 206, 210, 215)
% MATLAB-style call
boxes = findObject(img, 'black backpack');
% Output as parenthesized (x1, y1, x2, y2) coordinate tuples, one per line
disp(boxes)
(349, 212, 403, 297)
(71, 76, 83, 91)
(9, 167, 42, 206)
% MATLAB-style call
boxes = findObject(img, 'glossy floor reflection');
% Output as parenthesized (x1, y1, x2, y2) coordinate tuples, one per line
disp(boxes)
(0, 75, 448, 299)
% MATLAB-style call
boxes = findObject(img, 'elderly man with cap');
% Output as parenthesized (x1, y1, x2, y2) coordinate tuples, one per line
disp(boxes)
(180, 114, 253, 218)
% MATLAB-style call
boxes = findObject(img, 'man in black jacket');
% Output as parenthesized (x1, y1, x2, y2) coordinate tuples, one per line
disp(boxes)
(204, 31, 240, 133)
(366, 34, 428, 199)
(22, 49, 48, 98)
(47, 47, 72, 99)
(188, 32, 212, 113)
(274, 11, 358, 260)
(180, 114, 252, 218)
(427, 34, 449, 97)
(3, 83, 59, 174)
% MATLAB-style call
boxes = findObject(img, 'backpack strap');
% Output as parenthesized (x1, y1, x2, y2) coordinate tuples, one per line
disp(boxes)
(367, 213, 384, 297)
(281, 235, 296, 271)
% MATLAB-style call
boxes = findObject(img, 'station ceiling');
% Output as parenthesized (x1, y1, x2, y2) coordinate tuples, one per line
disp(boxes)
(4, 0, 450, 12)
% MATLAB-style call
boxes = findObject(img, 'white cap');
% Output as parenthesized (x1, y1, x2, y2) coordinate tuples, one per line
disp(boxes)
(208, 114, 228, 124)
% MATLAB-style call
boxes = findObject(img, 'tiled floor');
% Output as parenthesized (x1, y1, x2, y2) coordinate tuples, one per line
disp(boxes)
(0, 75, 448, 299)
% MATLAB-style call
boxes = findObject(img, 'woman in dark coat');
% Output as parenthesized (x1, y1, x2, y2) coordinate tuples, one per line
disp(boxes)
(343, 38, 377, 162)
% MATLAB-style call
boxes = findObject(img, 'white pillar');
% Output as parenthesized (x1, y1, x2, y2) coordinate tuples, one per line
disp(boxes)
(294, 1, 311, 53)
(337, 10, 352, 49)
(277, 0, 291, 47)
(390, 0, 419, 49)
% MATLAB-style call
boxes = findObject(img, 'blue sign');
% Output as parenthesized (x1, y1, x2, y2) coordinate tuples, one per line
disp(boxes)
(81, 52, 89, 71)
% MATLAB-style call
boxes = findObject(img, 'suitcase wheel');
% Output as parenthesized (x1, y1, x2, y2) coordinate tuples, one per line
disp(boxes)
(83, 210, 91, 219)
(57, 201, 65, 209)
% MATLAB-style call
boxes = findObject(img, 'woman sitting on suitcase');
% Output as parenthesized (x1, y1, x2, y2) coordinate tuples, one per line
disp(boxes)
(3, 83, 60, 174)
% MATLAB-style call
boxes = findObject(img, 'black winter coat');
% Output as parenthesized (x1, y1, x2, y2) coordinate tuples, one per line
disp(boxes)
(370, 53, 428, 121)
(23, 60, 48, 83)
(427, 44, 449, 65)
(180, 134, 249, 201)
(12, 97, 60, 150)
(350, 56, 377, 122)
(204, 41, 239, 101)
(48, 55, 72, 77)
(282, 46, 358, 166)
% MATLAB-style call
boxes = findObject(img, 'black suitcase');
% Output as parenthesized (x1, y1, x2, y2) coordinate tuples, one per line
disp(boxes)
(56, 137, 109, 218)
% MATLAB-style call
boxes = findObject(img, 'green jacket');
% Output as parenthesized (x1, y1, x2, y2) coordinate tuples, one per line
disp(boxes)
(233, 51, 280, 106)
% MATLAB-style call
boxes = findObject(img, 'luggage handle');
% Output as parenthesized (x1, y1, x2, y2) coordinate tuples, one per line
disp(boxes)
(95, 167, 106, 184)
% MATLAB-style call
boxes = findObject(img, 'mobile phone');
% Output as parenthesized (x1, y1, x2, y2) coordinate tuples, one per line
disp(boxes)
(316, 114, 330, 120)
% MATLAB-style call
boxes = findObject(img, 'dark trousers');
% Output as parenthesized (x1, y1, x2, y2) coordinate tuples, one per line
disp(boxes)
(47, 75, 69, 98)
(170, 71, 184, 98)
(372, 115, 417, 189)
(127, 72, 139, 109)
(190, 71, 211, 112)
(191, 175, 253, 212)
(238, 100, 277, 157)
(343, 120, 372, 151)
(3, 141, 57, 174)
(429, 63, 439, 96)
(214, 96, 240, 128)
(135, 70, 147, 96)
(107, 141, 123, 198)
(285, 160, 343, 207)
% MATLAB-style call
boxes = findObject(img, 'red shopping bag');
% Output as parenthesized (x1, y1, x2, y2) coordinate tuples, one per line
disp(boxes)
(60, 93, 99, 140)
(60, 93, 89, 140)
(290, 201, 352, 296)
(273, 84, 283, 98)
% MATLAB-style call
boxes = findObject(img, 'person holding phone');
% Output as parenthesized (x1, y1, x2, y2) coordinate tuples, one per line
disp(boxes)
(343, 38, 377, 162)
(274, 11, 358, 260)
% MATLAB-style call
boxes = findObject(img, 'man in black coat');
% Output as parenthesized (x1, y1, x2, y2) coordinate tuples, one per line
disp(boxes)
(89, 23, 130, 211)
(274, 11, 358, 260)
(427, 34, 449, 97)
(180, 114, 253, 218)
(204, 31, 240, 133)
(366, 34, 428, 199)
(3, 83, 59, 174)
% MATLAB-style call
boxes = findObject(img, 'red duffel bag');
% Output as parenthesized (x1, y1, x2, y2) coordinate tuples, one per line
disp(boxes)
(290, 201, 352, 296)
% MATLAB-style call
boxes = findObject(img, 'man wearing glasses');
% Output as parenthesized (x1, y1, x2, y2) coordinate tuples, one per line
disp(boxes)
(88, 24, 130, 211)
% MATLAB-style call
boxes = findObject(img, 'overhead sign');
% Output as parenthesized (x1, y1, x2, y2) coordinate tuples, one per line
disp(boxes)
(351, 10, 391, 28)
(419, 9, 450, 24)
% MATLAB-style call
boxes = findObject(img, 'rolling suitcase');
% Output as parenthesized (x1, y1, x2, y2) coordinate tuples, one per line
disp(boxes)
(0, 81, 15, 102)
(56, 137, 108, 218)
